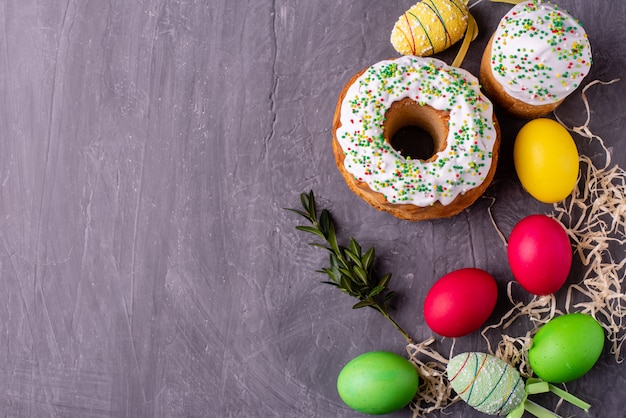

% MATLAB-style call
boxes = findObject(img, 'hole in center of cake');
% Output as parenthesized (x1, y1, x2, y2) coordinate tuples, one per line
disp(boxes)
(390, 126, 435, 161)
(383, 98, 448, 162)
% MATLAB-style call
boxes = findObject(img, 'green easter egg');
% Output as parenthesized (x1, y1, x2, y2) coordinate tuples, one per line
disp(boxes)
(529, 313, 604, 383)
(337, 351, 419, 415)
(447, 352, 525, 416)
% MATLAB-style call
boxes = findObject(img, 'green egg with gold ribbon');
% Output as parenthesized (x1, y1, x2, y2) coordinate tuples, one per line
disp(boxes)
(447, 352, 593, 417)
(447, 352, 525, 416)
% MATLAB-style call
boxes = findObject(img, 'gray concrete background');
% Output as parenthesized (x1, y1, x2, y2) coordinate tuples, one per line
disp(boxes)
(0, 1, 624, 417)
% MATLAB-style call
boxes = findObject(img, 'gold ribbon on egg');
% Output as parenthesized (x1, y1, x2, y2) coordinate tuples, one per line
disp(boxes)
(452, 0, 526, 67)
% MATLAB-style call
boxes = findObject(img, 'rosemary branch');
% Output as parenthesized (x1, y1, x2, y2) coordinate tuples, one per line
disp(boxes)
(286, 190, 413, 344)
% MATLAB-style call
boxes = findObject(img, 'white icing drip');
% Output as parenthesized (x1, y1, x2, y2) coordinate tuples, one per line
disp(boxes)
(336, 56, 497, 207)
(490, 0, 592, 105)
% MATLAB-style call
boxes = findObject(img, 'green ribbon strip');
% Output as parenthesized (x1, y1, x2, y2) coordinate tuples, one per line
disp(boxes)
(506, 378, 591, 418)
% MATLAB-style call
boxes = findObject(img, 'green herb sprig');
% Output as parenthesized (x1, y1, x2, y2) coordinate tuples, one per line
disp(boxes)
(287, 190, 413, 344)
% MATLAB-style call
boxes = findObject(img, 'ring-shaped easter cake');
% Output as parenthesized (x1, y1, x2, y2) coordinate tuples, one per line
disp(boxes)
(332, 56, 500, 221)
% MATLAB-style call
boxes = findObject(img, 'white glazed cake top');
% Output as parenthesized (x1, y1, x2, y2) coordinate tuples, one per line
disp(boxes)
(336, 56, 497, 207)
(489, 0, 592, 105)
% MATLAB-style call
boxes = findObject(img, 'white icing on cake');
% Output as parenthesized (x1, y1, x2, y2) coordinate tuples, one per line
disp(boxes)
(490, 0, 592, 105)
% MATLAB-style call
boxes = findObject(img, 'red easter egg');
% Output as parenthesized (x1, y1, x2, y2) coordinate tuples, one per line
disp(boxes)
(423, 268, 498, 338)
(507, 214, 572, 295)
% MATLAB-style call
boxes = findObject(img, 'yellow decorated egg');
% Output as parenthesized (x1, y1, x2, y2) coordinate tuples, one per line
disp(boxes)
(391, 0, 468, 56)
(514, 118, 579, 203)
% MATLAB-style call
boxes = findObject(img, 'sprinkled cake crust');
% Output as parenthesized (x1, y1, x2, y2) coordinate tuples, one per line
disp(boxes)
(335, 56, 497, 207)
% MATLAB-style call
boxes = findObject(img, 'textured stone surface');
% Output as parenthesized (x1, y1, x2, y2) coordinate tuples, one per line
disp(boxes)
(0, 1, 624, 417)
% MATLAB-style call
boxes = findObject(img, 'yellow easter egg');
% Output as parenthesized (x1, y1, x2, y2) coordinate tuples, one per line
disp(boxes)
(514, 119, 579, 203)
(391, 0, 468, 56)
